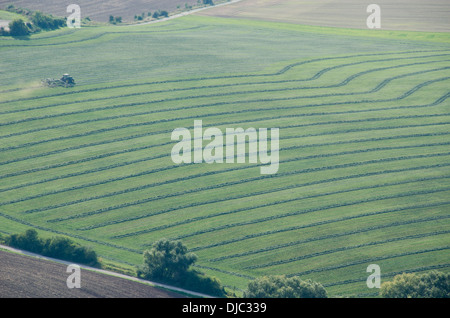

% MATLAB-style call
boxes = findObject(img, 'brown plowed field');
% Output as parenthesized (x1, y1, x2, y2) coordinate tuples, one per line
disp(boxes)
(195, 0, 450, 32)
(0, 250, 185, 298)
(0, 0, 195, 22)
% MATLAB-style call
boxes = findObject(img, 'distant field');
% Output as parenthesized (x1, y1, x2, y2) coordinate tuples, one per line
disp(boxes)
(0, 14, 449, 297)
(196, 0, 450, 32)
(0, 0, 204, 22)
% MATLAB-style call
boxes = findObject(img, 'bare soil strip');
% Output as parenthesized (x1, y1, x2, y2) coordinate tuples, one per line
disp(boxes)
(0, 248, 188, 298)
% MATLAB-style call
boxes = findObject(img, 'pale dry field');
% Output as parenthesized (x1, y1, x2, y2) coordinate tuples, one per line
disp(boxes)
(195, 0, 450, 32)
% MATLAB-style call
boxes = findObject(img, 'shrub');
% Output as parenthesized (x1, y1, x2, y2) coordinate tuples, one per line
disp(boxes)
(380, 271, 449, 298)
(5, 229, 43, 253)
(244, 275, 328, 298)
(137, 238, 226, 297)
(1, 27, 10, 36)
(8, 19, 30, 36)
(5, 229, 100, 267)
(138, 238, 197, 282)
(31, 11, 65, 30)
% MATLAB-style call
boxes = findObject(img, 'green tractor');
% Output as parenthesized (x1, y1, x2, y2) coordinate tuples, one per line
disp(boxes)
(42, 73, 76, 88)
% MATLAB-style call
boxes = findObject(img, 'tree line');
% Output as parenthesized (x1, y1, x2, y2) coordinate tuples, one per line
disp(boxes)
(1, 229, 100, 267)
(1, 5, 66, 37)
(1, 230, 447, 297)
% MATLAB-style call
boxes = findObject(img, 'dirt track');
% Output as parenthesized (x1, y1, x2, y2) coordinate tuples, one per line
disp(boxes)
(0, 250, 185, 298)
(195, 0, 450, 32)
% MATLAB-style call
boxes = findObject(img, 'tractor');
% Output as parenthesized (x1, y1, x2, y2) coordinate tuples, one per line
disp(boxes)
(42, 74, 76, 88)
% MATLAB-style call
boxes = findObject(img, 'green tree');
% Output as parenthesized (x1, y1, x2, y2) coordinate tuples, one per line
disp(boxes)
(138, 238, 197, 282)
(8, 19, 30, 36)
(137, 239, 226, 296)
(31, 11, 65, 30)
(5, 229, 43, 252)
(380, 271, 449, 298)
(244, 275, 328, 298)
(42, 236, 76, 260)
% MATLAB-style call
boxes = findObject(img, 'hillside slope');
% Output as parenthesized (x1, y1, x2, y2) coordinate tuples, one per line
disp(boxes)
(0, 0, 199, 22)
(195, 0, 450, 32)
(0, 14, 449, 297)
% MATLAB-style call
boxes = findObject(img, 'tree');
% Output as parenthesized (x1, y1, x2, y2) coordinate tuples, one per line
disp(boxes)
(1, 27, 8, 36)
(8, 19, 30, 36)
(244, 275, 328, 298)
(138, 238, 197, 282)
(380, 271, 449, 298)
(109, 15, 114, 23)
(31, 11, 65, 30)
(137, 238, 226, 296)
(203, 0, 214, 5)
(5, 229, 43, 253)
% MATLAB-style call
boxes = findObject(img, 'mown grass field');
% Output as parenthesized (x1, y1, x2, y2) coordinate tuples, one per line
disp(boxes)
(0, 15, 449, 297)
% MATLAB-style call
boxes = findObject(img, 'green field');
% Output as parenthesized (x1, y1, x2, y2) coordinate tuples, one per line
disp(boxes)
(0, 15, 449, 297)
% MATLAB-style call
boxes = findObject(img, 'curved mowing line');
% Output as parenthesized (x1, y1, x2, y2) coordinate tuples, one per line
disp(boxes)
(1, 108, 449, 183)
(169, 188, 450, 242)
(2, 53, 448, 117)
(208, 215, 450, 262)
(0, 25, 208, 48)
(44, 151, 450, 224)
(2, 49, 446, 106)
(1, 81, 448, 179)
(102, 172, 450, 237)
(3, 134, 449, 203)
(322, 263, 450, 288)
(1, 76, 448, 167)
(2, 133, 449, 209)
(191, 201, 450, 252)
(245, 231, 450, 270)
(89, 164, 450, 234)
(0, 29, 78, 51)
(0, 32, 106, 48)
(290, 246, 450, 277)
(0, 211, 142, 255)
(3, 132, 450, 199)
(2, 59, 449, 142)
(107, 173, 449, 235)
(193, 255, 450, 286)
(3, 110, 448, 179)
(1, 62, 448, 130)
